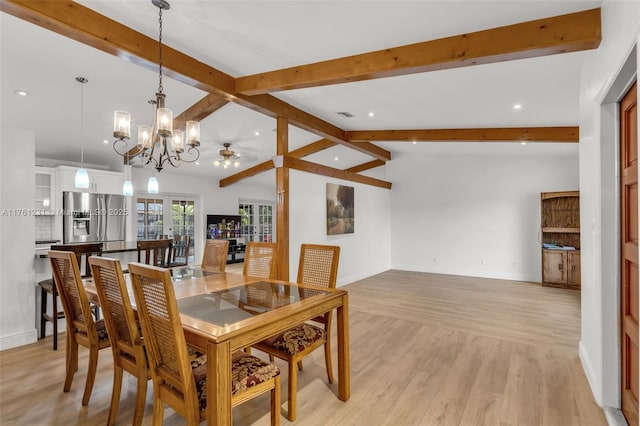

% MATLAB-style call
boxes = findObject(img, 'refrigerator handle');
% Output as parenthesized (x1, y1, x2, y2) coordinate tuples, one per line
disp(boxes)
(97, 195, 103, 241)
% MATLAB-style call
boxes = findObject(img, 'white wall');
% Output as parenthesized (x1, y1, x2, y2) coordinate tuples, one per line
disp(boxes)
(388, 144, 579, 282)
(0, 129, 38, 349)
(289, 169, 391, 286)
(578, 0, 639, 411)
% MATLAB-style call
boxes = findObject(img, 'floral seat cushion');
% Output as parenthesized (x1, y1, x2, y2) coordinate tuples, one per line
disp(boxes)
(269, 323, 326, 356)
(192, 352, 280, 411)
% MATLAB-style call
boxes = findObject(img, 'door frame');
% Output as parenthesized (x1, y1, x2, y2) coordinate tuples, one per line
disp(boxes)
(595, 43, 637, 419)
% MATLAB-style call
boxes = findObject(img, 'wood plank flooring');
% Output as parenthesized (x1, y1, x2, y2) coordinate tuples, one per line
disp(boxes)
(0, 270, 606, 425)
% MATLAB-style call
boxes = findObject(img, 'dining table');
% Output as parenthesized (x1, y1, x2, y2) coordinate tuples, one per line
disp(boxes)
(84, 265, 350, 426)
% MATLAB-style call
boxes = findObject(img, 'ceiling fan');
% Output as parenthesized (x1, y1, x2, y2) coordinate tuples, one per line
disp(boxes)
(214, 142, 241, 169)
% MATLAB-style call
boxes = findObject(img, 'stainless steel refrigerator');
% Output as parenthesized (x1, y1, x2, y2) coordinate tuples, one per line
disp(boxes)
(63, 191, 126, 243)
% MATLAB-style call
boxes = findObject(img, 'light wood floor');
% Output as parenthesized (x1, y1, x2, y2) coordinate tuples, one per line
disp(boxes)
(0, 270, 606, 425)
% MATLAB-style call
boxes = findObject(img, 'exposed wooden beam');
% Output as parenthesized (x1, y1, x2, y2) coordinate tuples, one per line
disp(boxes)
(344, 160, 386, 173)
(219, 138, 338, 187)
(275, 116, 289, 281)
(283, 157, 392, 190)
(235, 94, 390, 161)
(218, 160, 273, 188)
(173, 94, 229, 131)
(124, 93, 229, 164)
(289, 139, 337, 158)
(346, 127, 580, 142)
(236, 8, 601, 95)
(0, 0, 390, 161)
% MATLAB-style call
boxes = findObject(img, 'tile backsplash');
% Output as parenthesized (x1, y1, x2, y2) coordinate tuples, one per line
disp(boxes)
(35, 215, 53, 241)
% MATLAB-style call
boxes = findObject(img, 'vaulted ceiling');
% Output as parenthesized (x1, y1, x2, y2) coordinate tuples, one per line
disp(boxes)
(1, 1, 600, 186)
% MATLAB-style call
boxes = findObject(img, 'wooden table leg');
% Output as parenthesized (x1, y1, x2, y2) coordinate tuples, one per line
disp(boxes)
(336, 293, 350, 401)
(207, 340, 232, 425)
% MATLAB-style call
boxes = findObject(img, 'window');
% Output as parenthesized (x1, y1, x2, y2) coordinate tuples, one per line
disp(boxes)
(137, 198, 163, 239)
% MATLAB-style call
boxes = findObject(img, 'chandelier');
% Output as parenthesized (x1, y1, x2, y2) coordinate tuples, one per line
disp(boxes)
(214, 143, 241, 169)
(111, 0, 200, 176)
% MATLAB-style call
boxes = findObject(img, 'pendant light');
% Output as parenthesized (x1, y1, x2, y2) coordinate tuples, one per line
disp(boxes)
(147, 175, 159, 194)
(122, 164, 133, 196)
(75, 76, 90, 188)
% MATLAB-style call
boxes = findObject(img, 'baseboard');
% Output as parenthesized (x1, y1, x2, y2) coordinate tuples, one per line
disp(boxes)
(338, 265, 390, 287)
(0, 329, 37, 351)
(579, 340, 603, 406)
(390, 263, 539, 283)
(604, 407, 628, 426)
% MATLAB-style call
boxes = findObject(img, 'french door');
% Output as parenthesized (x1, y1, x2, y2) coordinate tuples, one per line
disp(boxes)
(620, 81, 638, 426)
(239, 200, 274, 243)
(136, 197, 197, 263)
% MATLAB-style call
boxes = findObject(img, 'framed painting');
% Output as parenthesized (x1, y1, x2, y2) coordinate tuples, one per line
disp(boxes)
(326, 183, 354, 235)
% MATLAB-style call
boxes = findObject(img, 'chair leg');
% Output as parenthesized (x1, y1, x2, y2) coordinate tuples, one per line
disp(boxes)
(64, 335, 78, 392)
(39, 287, 47, 340)
(287, 359, 298, 422)
(269, 354, 275, 362)
(152, 396, 164, 426)
(297, 360, 304, 371)
(107, 365, 123, 426)
(132, 373, 148, 426)
(82, 346, 99, 405)
(271, 375, 281, 426)
(52, 291, 58, 351)
(324, 340, 334, 384)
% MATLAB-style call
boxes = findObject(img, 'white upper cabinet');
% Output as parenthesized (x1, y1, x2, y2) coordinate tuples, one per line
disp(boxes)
(56, 166, 123, 195)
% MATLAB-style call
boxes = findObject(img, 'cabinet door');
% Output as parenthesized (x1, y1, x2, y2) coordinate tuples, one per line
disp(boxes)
(542, 250, 567, 284)
(567, 251, 581, 287)
(35, 167, 55, 213)
(92, 171, 122, 194)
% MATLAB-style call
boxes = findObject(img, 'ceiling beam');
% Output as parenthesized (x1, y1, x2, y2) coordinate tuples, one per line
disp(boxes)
(283, 157, 392, 190)
(236, 8, 601, 95)
(219, 138, 339, 187)
(0, 0, 390, 161)
(346, 126, 579, 142)
(124, 93, 229, 164)
(344, 160, 386, 173)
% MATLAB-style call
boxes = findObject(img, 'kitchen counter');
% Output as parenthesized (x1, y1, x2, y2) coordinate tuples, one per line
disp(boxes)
(35, 240, 139, 258)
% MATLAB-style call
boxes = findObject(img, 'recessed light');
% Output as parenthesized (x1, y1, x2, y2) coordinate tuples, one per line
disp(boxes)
(195, 161, 200, 165)
(368, 112, 375, 118)
(103, 139, 109, 144)
(254, 131, 260, 136)
(334, 156, 339, 161)
(521, 141, 527, 146)
(513, 104, 523, 110)
(412, 141, 417, 145)
(14, 89, 29, 96)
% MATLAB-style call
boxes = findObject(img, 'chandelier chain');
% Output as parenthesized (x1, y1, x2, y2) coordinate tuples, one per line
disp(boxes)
(158, 7, 164, 94)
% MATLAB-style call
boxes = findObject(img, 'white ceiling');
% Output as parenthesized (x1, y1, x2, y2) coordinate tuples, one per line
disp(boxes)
(1, 0, 597, 182)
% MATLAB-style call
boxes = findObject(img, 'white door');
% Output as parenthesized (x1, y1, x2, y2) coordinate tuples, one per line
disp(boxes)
(239, 200, 274, 243)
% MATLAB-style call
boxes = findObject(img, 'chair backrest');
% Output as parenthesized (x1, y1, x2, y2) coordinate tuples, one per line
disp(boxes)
(243, 242, 277, 279)
(137, 239, 172, 267)
(170, 235, 191, 266)
(51, 242, 103, 278)
(49, 250, 98, 336)
(201, 239, 229, 272)
(128, 262, 199, 413)
(89, 256, 144, 365)
(297, 244, 340, 290)
(297, 244, 340, 327)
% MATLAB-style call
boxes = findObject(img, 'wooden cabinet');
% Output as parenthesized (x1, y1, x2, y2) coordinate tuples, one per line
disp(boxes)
(541, 191, 580, 289)
(56, 166, 123, 194)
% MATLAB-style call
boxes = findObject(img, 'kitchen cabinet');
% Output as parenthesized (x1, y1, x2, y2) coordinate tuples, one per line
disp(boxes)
(35, 166, 56, 214)
(540, 191, 581, 289)
(56, 166, 123, 194)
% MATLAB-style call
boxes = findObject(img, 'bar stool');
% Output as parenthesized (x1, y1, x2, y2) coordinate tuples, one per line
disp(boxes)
(39, 242, 103, 350)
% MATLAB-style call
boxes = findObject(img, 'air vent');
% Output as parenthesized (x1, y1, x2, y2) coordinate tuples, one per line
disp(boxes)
(336, 111, 354, 118)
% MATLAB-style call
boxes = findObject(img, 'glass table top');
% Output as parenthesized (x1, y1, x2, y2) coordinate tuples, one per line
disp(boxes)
(177, 280, 331, 327)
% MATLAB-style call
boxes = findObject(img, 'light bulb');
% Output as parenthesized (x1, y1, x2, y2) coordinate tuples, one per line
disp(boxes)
(214, 160, 221, 167)
(234, 161, 240, 168)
